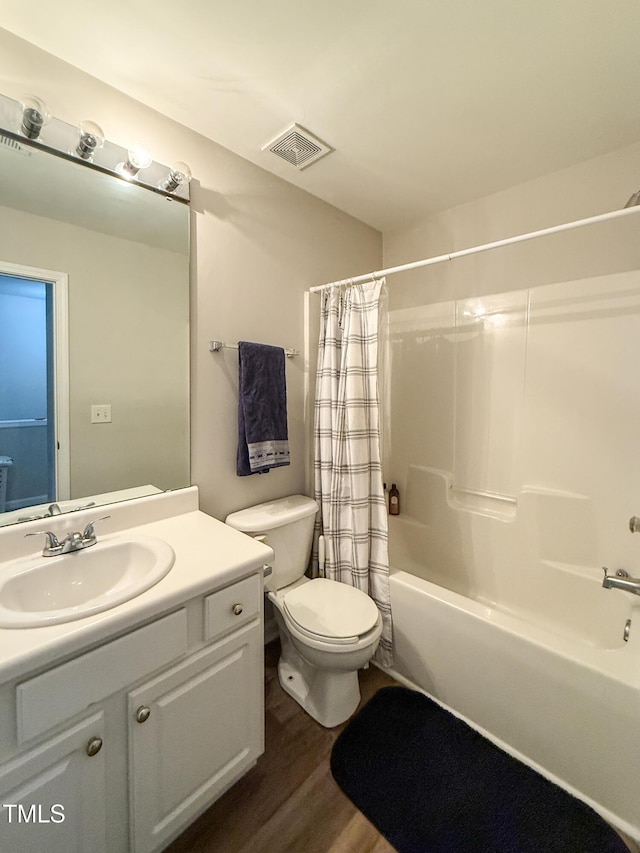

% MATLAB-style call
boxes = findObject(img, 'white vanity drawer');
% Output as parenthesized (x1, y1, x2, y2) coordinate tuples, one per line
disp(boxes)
(16, 609, 188, 744)
(204, 574, 261, 642)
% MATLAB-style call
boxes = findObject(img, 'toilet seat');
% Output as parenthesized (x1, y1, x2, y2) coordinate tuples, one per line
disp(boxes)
(282, 578, 379, 645)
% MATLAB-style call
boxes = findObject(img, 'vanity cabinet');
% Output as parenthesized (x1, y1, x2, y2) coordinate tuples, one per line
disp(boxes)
(0, 712, 107, 853)
(0, 570, 264, 853)
(129, 621, 262, 853)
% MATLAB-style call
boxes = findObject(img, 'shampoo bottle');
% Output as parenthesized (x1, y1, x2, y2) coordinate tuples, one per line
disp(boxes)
(389, 483, 400, 515)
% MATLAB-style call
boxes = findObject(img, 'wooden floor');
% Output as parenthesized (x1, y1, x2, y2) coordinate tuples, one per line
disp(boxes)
(165, 640, 398, 853)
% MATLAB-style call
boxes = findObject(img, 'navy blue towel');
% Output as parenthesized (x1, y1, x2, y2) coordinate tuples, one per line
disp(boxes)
(237, 341, 290, 476)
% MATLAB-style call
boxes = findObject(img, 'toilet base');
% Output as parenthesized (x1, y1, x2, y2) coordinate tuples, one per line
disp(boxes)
(277, 654, 361, 728)
(269, 588, 379, 728)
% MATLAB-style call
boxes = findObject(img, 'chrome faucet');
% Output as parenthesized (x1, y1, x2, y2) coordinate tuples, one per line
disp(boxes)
(25, 516, 110, 556)
(602, 568, 640, 597)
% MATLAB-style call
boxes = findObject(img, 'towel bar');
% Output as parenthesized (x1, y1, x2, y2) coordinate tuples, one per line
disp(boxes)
(209, 340, 300, 358)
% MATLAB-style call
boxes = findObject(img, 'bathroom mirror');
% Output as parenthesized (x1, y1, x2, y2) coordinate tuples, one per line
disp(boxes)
(0, 132, 190, 527)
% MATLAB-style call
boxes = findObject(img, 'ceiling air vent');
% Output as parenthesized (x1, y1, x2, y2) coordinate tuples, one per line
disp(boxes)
(263, 124, 333, 170)
(0, 134, 31, 157)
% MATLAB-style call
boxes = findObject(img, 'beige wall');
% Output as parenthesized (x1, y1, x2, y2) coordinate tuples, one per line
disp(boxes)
(0, 28, 382, 521)
(384, 140, 640, 308)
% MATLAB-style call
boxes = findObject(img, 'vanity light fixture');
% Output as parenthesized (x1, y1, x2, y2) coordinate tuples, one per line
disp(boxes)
(19, 95, 51, 140)
(116, 144, 152, 179)
(75, 120, 105, 161)
(160, 161, 192, 193)
(1, 90, 191, 201)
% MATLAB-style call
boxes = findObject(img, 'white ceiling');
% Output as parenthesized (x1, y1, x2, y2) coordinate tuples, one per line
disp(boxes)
(2, 0, 640, 232)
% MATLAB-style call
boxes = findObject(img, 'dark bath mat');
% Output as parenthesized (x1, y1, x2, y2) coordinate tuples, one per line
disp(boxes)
(330, 686, 630, 853)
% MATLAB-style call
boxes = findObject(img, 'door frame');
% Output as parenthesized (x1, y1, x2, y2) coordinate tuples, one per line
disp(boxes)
(0, 260, 70, 501)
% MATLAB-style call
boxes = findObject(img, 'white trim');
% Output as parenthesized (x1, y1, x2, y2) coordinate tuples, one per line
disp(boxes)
(0, 260, 70, 501)
(53, 274, 70, 500)
(309, 204, 640, 293)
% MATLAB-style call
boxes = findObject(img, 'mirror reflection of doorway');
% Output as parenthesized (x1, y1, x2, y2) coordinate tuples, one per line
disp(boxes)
(0, 265, 69, 516)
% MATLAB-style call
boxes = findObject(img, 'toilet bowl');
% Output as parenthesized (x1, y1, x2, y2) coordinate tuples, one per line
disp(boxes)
(270, 576, 382, 727)
(225, 495, 382, 727)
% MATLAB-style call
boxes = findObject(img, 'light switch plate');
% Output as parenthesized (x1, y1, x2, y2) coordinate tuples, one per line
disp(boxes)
(91, 404, 112, 423)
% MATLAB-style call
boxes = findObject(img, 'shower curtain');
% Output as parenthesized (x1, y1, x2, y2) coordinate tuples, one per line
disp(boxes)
(313, 278, 393, 666)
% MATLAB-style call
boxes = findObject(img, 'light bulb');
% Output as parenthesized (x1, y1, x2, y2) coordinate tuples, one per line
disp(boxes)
(76, 121, 105, 160)
(160, 161, 192, 193)
(19, 95, 51, 140)
(128, 145, 152, 170)
(116, 144, 152, 179)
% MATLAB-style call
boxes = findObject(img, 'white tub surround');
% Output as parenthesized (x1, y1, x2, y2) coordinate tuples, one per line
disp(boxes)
(387, 471, 635, 649)
(0, 487, 272, 853)
(382, 270, 640, 844)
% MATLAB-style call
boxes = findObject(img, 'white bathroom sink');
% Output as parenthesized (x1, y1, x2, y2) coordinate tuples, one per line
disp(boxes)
(0, 535, 175, 628)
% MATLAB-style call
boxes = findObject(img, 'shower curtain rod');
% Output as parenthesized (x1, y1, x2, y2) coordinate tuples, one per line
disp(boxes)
(308, 204, 640, 294)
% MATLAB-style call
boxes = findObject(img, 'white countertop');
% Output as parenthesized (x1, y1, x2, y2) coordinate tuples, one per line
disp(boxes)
(0, 488, 273, 682)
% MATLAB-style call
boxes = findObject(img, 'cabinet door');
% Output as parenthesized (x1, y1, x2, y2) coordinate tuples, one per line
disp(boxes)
(0, 713, 107, 853)
(129, 622, 263, 853)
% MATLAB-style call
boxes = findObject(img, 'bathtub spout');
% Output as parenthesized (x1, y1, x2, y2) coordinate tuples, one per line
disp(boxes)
(602, 568, 640, 596)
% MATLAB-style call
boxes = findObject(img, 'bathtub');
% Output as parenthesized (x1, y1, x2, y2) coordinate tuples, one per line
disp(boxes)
(385, 568, 640, 843)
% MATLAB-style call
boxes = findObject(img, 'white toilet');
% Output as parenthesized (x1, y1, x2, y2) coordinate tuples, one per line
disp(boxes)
(225, 494, 382, 727)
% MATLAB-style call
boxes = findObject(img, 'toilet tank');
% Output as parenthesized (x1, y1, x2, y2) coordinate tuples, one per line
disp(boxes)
(225, 495, 319, 592)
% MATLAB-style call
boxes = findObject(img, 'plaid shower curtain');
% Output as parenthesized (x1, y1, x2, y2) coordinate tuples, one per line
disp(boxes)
(313, 279, 393, 666)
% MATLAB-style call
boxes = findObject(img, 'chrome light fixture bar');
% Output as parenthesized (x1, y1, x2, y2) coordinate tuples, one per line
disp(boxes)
(0, 92, 191, 203)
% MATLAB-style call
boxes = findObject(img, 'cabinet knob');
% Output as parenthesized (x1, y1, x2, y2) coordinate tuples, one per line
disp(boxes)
(136, 705, 151, 724)
(232, 603, 244, 616)
(86, 736, 103, 757)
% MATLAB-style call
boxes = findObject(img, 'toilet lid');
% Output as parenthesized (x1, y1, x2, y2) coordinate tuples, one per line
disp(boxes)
(283, 578, 379, 641)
